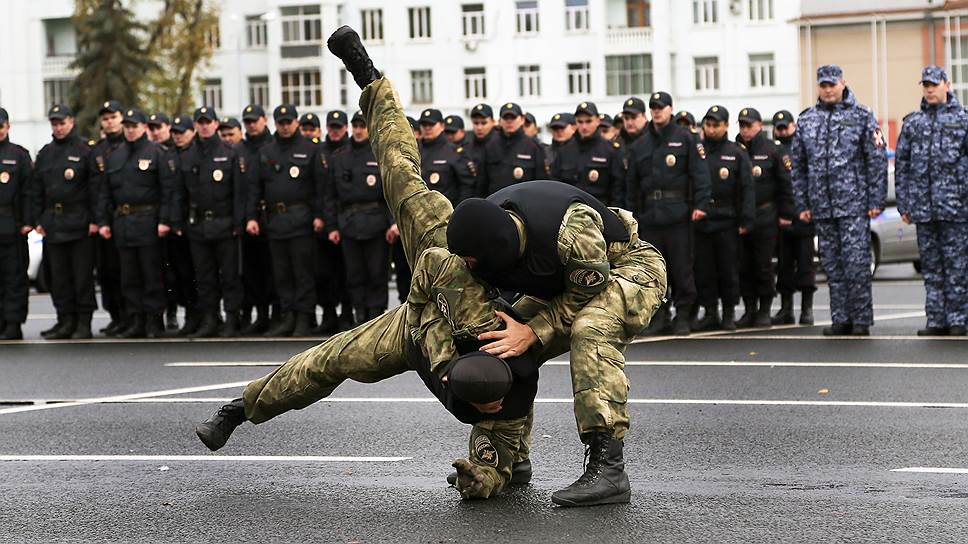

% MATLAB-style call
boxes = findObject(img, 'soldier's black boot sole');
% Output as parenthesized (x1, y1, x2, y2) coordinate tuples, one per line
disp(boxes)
(195, 398, 247, 451)
(326, 26, 381, 89)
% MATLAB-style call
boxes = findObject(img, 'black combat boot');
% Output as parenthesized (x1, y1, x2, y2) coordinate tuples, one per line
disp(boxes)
(311, 306, 339, 335)
(337, 307, 355, 332)
(145, 314, 165, 338)
(721, 304, 736, 331)
(195, 398, 247, 451)
(692, 304, 720, 331)
(771, 293, 795, 325)
(327, 26, 382, 89)
(265, 311, 296, 337)
(71, 313, 93, 339)
(41, 313, 68, 338)
(447, 459, 533, 487)
(551, 433, 631, 507)
(754, 296, 773, 328)
(799, 290, 814, 325)
(822, 323, 852, 336)
(353, 306, 368, 327)
(0, 322, 23, 340)
(178, 307, 203, 337)
(671, 305, 692, 336)
(101, 313, 125, 336)
(118, 314, 146, 339)
(241, 305, 270, 335)
(165, 304, 179, 331)
(190, 312, 221, 339)
(917, 325, 948, 336)
(221, 311, 241, 338)
(644, 303, 671, 336)
(949, 325, 967, 336)
(851, 324, 870, 336)
(736, 297, 757, 328)
(46, 314, 77, 340)
(292, 312, 313, 337)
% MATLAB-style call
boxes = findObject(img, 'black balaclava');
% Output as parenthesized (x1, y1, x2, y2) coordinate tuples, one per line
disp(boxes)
(447, 198, 519, 281)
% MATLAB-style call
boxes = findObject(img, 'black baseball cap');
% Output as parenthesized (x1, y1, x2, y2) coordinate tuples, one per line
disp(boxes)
(353, 111, 366, 125)
(273, 104, 298, 122)
(327, 110, 348, 127)
(242, 104, 266, 121)
(738, 108, 762, 123)
(48, 104, 73, 120)
(444, 115, 465, 132)
(406, 116, 418, 130)
(772, 110, 793, 127)
(122, 108, 147, 124)
(574, 101, 599, 117)
(702, 105, 729, 123)
(622, 97, 646, 114)
(219, 117, 241, 130)
(524, 112, 537, 126)
(170, 114, 193, 133)
(675, 111, 696, 126)
(0, 108, 7, 124)
(446, 352, 513, 404)
(599, 113, 612, 125)
(299, 113, 321, 128)
(499, 102, 523, 118)
(193, 106, 218, 122)
(470, 103, 493, 119)
(147, 112, 170, 126)
(99, 100, 123, 115)
(419, 108, 444, 125)
(649, 92, 673, 109)
(549, 113, 576, 128)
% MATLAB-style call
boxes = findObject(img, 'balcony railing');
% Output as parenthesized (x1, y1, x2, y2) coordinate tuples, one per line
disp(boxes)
(42, 55, 76, 76)
(605, 26, 652, 45)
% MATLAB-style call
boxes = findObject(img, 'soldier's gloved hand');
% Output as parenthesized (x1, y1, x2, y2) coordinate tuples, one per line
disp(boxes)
(99, 226, 112, 239)
(868, 208, 882, 219)
(799, 210, 812, 223)
(246, 220, 260, 236)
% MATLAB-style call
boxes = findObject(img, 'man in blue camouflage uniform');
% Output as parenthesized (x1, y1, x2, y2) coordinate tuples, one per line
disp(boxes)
(791, 65, 887, 336)
(894, 66, 968, 336)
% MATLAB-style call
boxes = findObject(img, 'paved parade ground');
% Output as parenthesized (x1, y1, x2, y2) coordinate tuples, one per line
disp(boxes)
(2, 264, 968, 542)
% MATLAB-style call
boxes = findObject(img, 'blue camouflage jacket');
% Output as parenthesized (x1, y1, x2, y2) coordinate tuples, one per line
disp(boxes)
(894, 92, 968, 223)
(790, 87, 887, 219)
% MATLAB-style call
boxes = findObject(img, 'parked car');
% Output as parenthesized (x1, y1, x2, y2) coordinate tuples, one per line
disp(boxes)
(27, 231, 49, 292)
(870, 162, 920, 274)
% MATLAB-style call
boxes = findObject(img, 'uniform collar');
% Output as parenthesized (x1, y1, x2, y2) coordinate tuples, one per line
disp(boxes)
(423, 132, 447, 148)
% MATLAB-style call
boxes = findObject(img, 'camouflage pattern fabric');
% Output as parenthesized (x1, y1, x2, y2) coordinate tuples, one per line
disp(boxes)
(915, 222, 968, 328)
(814, 217, 874, 326)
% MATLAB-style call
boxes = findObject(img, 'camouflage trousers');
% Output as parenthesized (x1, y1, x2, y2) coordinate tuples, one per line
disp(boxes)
(916, 221, 968, 328)
(815, 217, 874, 326)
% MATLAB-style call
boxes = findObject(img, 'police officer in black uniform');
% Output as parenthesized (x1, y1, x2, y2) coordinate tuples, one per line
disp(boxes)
(691, 106, 755, 331)
(238, 105, 277, 335)
(619, 97, 647, 148)
(770, 109, 815, 325)
(89, 100, 127, 336)
(546, 112, 575, 166)
(550, 102, 625, 207)
(598, 113, 616, 141)
(626, 92, 711, 335)
(173, 106, 248, 338)
(0, 108, 33, 340)
(167, 114, 202, 336)
(418, 108, 476, 205)
(32, 105, 98, 339)
(97, 108, 176, 338)
(735, 107, 795, 328)
(324, 111, 392, 324)
(445, 114, 469, 146)
(477, 103, 548, 197)
(465, 104, 497, 173)
(299, 112, 323, 141)
(246, 104, 324, 337)
(218, 117, 244, 145)
(407, 116, 421, 141)
(675, 111, 697, 132)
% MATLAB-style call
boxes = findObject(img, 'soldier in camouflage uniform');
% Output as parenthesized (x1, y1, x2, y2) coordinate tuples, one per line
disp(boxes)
(791, 65, 887, 336)
(895, 65, 968, 336)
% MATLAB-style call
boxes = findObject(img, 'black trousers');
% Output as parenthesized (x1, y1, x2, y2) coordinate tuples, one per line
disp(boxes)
(269, 236, 316, 314)
(739, 225, 778, 298)
(315, 237, 350, 311)
(640, 223, 696, 310)
(694, 228, 739, 307)
(164, 235, 197, 310)
(342, 236, 389, 311)
(242, 233, 276, 309)
(392, 241, 412, 304)
(776, 231, 817, 294)
(119, 242, 166, 316)
(0, 236, 29, 323)
(190, 237, 243, 313)
(46, 236, 97, 315)
(96, 236, 123, 317)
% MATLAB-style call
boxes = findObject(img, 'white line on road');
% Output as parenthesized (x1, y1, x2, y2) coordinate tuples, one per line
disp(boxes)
(165, 360, 968, 369)
(890, 467, 968, 474)
(0, 455, 411, 463)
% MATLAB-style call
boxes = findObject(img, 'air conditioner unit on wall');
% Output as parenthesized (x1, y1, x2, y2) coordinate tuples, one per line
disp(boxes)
(730, 0, 742, 16)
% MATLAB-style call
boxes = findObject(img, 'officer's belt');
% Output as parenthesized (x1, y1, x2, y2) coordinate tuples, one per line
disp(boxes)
(47, 202, 83, 214)
(269, 201, 309, 214)
(115, 203, 157, 215)
(191, 202, 232, 220)
(643, 189, 685, 202)
(342, 201, 383, 214)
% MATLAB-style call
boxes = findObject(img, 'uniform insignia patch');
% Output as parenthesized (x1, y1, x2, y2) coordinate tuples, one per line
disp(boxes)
(366, 174, 377, 186)
(665, 154, 676, 167)
(64, 168, 75, 181)
(782, 155, 792, 171)
(591, 156, 607, 163)
(872, 128, 885, 148)
(513, 166, 524, 179)
(613, 141, 621, 148)
(516, 154, 532, 160)
(429, 172, 440, 184)
(752, 165, 762, 177)
(569, 268, 606, 288)
(696, 143, 706, 159)
(168, 160, 176, 173)
(239, 157, 247, 173)
(588, 169, 599, 182)
(436, 292, 451, 325)
(289, 166, 300, 178)
(293, 153, 308, 159)
(213, 169, 224, 182)
(456, 147, 463, 153)
(96, 156, 105, 172)
(138, 159, 151, 171)
(474, 435, 499, 467)
(719, 167, 729, 180)
(68, 156, 80, 162)
(432, 159, 447, 165)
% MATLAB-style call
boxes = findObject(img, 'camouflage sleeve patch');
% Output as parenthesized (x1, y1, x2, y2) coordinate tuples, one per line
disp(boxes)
(566, 260, 610, 290)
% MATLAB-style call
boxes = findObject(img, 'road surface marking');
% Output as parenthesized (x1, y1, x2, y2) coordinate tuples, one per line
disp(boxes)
(891, 467, 968, 474)
(0, 455, 411, 463)
(165, 360, 968, 369)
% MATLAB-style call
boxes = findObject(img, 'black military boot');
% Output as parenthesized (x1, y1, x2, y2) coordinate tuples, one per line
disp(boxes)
(241, 305, 270, 335)
(754, 296, 773, 328)
(46, 314, 77, 340)
(0, 322, 23, 340)
(178, 307, 203, 337)
(551, 433, 631, 507)
(671, 305, 692, 336)
(118, 314, 146, 339)
(822, 323, 852, 336)
(327, 26, 382, 89)
(447, 459, 533, 487)
(353, 306, 368, 327)
(644, 304, 671, 336)
(799, 290, 814, 325)
(265, 311, 296, 337)
(101, 313, 125, 336)
(292, 312, 313, 337)
(41, 313, 68, 338)
(312, 306, 339, 335)
(949, 325, 967, 336)
(721, 304, 736, 331)
(145, 314, 166, 338)
(692, 305, 720, 331)
(71, 313, 93, 339)
(851, 324, 870, 336)
(221, 311, 241, 338)
(165, 304, 179, 331)
(771, 293, 795, 325)
(736, 297, 757, 328)
(195, 398, 247, 451)
(190, 312, 221, 338)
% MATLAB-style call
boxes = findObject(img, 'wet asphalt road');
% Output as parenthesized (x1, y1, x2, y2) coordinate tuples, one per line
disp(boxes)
(2, 265, 968, 543)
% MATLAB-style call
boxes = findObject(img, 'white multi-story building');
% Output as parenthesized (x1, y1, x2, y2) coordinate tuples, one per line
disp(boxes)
(0, 0, 800, 153)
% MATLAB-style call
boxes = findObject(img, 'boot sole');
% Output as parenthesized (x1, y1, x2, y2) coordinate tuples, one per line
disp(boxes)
(551, 489, 631, 507)
(194, 425, 226, 452)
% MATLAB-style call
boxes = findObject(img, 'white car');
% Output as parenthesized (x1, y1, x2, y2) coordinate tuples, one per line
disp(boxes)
(27, 230, 49, 292)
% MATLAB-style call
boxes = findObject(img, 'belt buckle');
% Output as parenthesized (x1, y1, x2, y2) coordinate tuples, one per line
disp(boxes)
(204, 210, 214, 221)
(121, 203, 131, 215)
(651, 190, 663, 200)
(275, 202, 286, 213)
(53, 203, 64, 214)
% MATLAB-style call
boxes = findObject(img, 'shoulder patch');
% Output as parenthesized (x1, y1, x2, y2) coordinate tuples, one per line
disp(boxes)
(569, 268, 607, 288)
(473, 434, 499, 467)
(456, 146, 463, 153)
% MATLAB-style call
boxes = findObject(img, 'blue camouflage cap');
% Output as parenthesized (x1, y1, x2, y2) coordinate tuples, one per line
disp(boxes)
(816, 64, 843, 84)
(921, 65, 948, 85)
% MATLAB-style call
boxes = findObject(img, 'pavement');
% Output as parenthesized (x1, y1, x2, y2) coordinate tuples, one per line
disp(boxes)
(2, 263, 968, 543)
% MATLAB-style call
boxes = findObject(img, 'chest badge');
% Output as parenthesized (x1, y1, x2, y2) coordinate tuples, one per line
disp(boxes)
(752, 165, 762, 177)
(366, 174, 377, 186)
(212, 169, 224, 182)
(513, 166, 524, 179)
(138, 159, 151, 171)
(588, 169, 599, 182)
(0, 172, 9, 184)
(289, 166, 300, 179)
(429, 172, 440, 185)
(719, 167, 729, 180)
(665, 154, 676, 167)
(64, 168, 76, 181)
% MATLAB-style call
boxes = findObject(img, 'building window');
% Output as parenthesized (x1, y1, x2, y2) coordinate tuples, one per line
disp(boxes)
(694, 56, 720, 91)
(464, 67, 487, 100)
(248, 76, 269, 108)
(462, 4, 485, 38)
(605, 54, 652, 96)
(44, 18, 77, 57)
(567, 62, 591, 95)
(339, 69, 349, 107)
(518, 65, 541, 98)
(748, 0, 773, 21)
(205, 25, 221, 50)
(202, 79, 223, 111)
(44, 79, 72, 108)
(565, 0, 589, 32)
(281, 69, 322, 107)
(692, 0, 718, 24)
(748, 53, 775, 89)
(281, 5, 322, 45)
(411, 70, 433, 104)
(246, 15, 267, 48)
(626, 0, 650, 27)
(361, 9, 384, 42)
(516, 1, 540, 35)
(408, 7, 432, 40)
